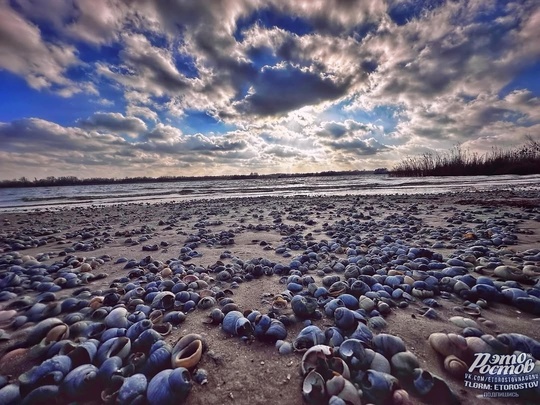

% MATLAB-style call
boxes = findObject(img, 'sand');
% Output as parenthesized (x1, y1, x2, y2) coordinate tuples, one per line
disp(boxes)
(1, 189, 539, 404)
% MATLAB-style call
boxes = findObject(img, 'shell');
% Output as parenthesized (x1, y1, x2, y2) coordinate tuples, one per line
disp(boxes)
(444, 355, 468, 377)
(326, 375, 361, 405)
(127, 319, 153, 341)
(350, 323, 373, 345)
(221, 311, 253, 337)
(20, 385, 59, 404)
(171, 334, 205, 369)
(0, 384, 21, 405)
(197, 296, 216, 310)
(428, 333, 467, 359)
(60, 364, 100, 402)
(301, 345, 333, 376)
(372, 333, 406, 359)
(95, 337, 131, 366)
(18, 355, 72, 396)
(325, 327, 344, 348)
(338, 339, 368, 370)
(449, 316, 479, 329)
(359, 370, 398, 404)
(162, 311, 186, 325)
(365, 348, 391, 374)
(291, 295, 318, 319)
(150, 292, 176, 310)
(146, 368, 192, 405)
(104, 307, 129, 329)
(390, 351, 420, 380)
(118, 373, 147, 404)
(97, 356, 123, 385)
(412, 368, 434, 396)
(334, 307, 357, 331)
(302, 370, 326, 404)
(293, 325, 326, 352)
(132, 328, 162, 354)
(272, 296, 288, 310)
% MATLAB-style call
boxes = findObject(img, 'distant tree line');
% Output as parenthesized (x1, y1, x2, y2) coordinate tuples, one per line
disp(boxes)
(0, 169, 386, 188)
(391, 137, 540, 177)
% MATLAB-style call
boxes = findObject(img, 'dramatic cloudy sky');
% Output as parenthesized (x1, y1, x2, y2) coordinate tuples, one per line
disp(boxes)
(1, 0, 539, 179)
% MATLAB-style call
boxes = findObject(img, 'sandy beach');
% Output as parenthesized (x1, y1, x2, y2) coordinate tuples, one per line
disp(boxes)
(1, 189, 540, 405)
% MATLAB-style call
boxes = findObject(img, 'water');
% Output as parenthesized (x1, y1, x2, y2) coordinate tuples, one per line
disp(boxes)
(1, 173, 539, 212)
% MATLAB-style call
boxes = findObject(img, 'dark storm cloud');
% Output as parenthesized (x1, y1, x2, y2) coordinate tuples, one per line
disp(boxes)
(235, 65, 349, 116)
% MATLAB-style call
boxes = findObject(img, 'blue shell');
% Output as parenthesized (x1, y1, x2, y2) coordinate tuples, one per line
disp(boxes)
(162, 311, 186, 325)
(146, 368, 192, 405)
(338, 339, 368, 370)
(325, 327, 344, 347)
(334, 307, 357, 331)
(0, 384, 20, 405)
(291, 295, 318, 319)
(222, 311, 243, 335)
(21, 385, 59, 405)
(254, 315, 272, 338)
(350, 323, 373, 345)
(372, 334, 406, 359)
(97, 356, 123, 385)
(264, 320, 287, 342)
(96, 337, 131, 366)
(360, 370, 398, 404)
(324, 299, 345, 317)
(18, 355, 72, 396)
(118, 374, 147, 405)
(337, 294, 359, 310)
(60, 364, 100, 402)
(127, 319, 153, 341)
(101, 327, 127, 343)
(141, 342, 172, 379)
(293, 325, 325, 351)
(132, 328, 162, 354)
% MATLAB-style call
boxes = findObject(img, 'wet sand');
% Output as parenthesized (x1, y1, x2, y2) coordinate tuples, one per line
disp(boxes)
(1, 189, 540, 404)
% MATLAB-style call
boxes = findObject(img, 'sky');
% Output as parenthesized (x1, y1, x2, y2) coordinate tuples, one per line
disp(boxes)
(0, 0, 539, 180)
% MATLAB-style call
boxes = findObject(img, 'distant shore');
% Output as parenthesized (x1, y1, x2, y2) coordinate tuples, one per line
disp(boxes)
(0, 191, 539, 404)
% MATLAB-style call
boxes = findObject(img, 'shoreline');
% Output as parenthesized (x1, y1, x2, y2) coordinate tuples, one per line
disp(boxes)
(1, 191, 540, 404)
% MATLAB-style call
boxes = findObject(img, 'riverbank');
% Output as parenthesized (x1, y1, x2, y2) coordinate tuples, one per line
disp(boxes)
(1, 190, 539, 404)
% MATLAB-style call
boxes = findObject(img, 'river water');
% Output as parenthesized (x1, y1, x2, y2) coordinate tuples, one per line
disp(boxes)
(1, 174, 539, 212)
